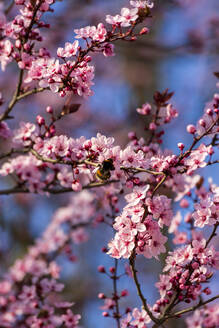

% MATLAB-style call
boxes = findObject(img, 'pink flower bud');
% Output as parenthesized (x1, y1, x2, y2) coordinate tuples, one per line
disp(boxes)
(98, 266, 105, 273)
(126, 307, 131, 313)
(203, 287, 211, 295)
(121, 290, 128, 297)
(199, 119, 206, 127)
(153, 304, 160, 312)
(186, 124, 196, 134)
(46, 105, 53, 114)
(109, 267, 115, 274)
(149, 122, 157, 131)
(140, 27, 149, 35)
(85, 56, 92, 62)
(206, 108, 213, 116)
(102, 312, 109, 317)
(98, 293, 105, 299)
(177, 143, 185, 151)
(128, 131, 136, 140)
(36, 115, 45, 126)
(15, 40, 22, 50)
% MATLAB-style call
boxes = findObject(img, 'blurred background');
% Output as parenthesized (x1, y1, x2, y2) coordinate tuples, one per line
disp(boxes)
(0, 0, 219, 327)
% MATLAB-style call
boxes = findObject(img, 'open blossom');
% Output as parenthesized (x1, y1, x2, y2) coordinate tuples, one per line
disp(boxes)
(130, 0, 154, 9)
(156, 274, 172, 299)
(108, 186, 168, 259)
(13, 121, 38, 146)
(131, 307, 151, 327)
(185, 144, 211, 175)
(106, 7, 138, 27)
(136, 102, 151, 115)
(145, 195, 173, 227)
(186, 305, 219, 328)
(57, 40, 79, 58)
(193, 192, 219, 227)
(75, 23, 107, 42)
(61, 310, 81, 327)
(0, 39, 13, 71)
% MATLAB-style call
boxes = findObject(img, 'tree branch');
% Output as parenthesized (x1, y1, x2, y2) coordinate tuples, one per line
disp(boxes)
(167, 294, 219, 318)
(129, 255, 160, 324)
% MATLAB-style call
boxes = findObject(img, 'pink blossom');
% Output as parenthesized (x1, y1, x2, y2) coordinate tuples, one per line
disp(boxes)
(57, 40, 79, 58)
(130, 1, 154, 9)
(131, 307, 151, 327)
(136, 103, 151, 115)
(156, 274, 172, 299)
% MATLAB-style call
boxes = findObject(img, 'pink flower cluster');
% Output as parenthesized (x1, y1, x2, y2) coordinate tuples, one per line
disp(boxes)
(0, 191, 94, 327)
(192, 185, 219, 228)
(0, 124, 152, 193)
(107, 186, 170, 259)
(186, 304, 219, 328)
(187, 93, 219, 137)
(121, 307, 151, 328)
(136, 101, 178, 129)
(184, 144, 213, 175)
(0, 1, 218, 326)
(106, 7, 139, 27)
(0, 0, 152, 98)
(154, 236, 219, 314)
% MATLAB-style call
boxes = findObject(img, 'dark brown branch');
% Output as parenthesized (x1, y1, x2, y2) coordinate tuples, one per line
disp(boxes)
(167, 294, 219, 318)
(4, 0, 14, 15)
(205, 223, 218, 248)
(112, 259, 121, 328)
(129, 255, 160, 324)
(0, 179, 119, 196)
(0, 69, 24, 122)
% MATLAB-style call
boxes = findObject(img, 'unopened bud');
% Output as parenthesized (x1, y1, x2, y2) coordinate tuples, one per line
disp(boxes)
(186, 124, 196, 134)
(140, 27, 149, 35)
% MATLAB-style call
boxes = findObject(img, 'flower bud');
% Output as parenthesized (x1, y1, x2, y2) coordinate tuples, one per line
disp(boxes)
(140, 27, 149, 35)
(109, 267, 115, 274)
(177, 143, 185, 151)
(36, 115, 45, 126)
(98, 266, 105, 273)
(199, 119, 206, 127)
(206, 108, 213, 116)
(186, 124, 196, 134)
(46, 106, 53, 114)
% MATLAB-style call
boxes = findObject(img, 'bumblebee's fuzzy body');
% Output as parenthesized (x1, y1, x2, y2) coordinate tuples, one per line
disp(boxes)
(96, 159, 115, 181)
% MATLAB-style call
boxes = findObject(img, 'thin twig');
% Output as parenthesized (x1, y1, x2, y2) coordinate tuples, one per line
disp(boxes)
(0, 70, 24, 122)
(0, 179, 119, 196)
(112, 259, 121, 328)
(129, 255, 160, 324)
(4, 0, 14, 15)
(166, 294, 219, 318)
(205, 223, 218, 248)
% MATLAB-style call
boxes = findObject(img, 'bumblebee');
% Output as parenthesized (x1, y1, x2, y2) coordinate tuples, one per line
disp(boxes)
(96, 158, 115, 181)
